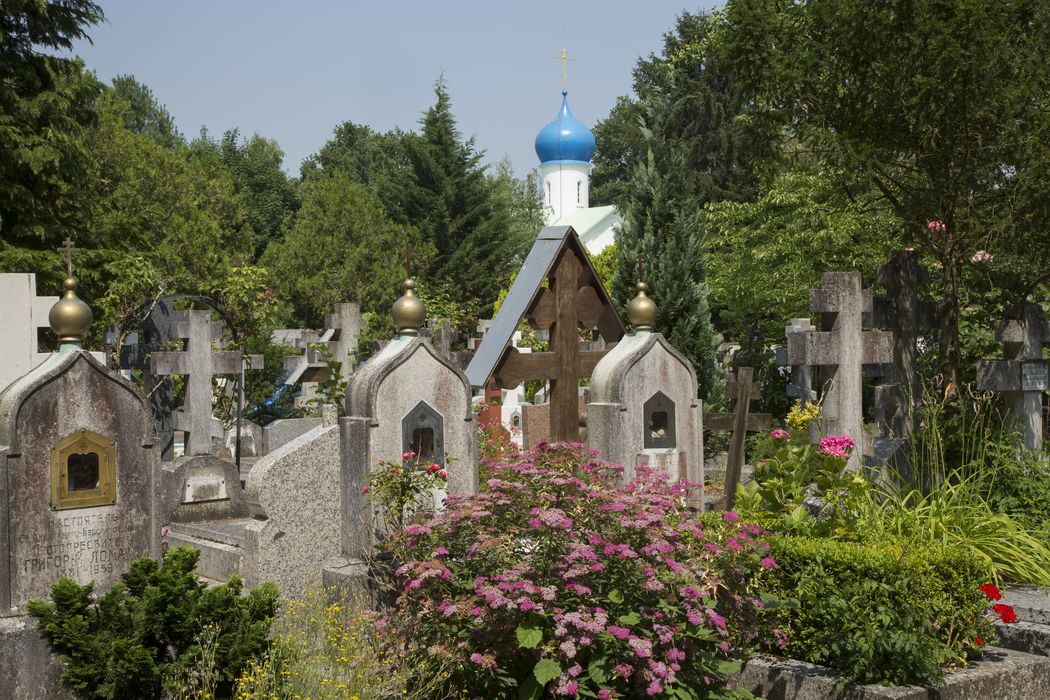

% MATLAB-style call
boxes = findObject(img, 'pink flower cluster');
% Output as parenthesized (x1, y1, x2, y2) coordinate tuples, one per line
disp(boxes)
(771, 428, 790, 440)
(818, 434, 855, 459)
(391, 442, 785, 698)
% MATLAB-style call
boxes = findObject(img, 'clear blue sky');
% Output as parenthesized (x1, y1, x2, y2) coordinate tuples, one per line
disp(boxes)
(71, 1, 718, 177)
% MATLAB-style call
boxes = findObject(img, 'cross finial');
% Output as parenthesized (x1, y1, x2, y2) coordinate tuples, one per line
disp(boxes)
(57, 237, 78, 278)
(636, 250, 646, 282)
(552, 48, 576, 91)
(404, 247, 415, 279)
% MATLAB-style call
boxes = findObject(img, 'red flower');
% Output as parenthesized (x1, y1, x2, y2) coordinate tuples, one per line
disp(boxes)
(975, 635, 984, 645)
(361, 485, 370, 494)
(439, 470, 448, 480)
(993, 603, 1017, 623)
(980, 584, 1003, 601)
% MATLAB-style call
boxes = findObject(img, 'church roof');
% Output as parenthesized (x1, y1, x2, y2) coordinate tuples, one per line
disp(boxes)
(535, 91, 596, 165)
(549, 205, 620, 253)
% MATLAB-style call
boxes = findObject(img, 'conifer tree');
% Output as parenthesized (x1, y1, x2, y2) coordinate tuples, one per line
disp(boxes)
(612, 87, 720, 399)
(403, 79, 528, 311)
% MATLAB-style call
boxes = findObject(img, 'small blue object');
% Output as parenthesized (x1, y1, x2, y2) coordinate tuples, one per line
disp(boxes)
(535, 91, 595, 165)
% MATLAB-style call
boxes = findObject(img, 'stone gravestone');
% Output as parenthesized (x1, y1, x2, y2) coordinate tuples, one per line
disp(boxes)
(242, 405, 340, 598)
(325, 302, 364, 380)
(325, 280, 478, 592)
(589, 281, 704, 505)
(787, 272, 894, 466)
(871, 250, 937, 443)
(775, 318, 819, 404)
(466, 226, 625, 443)
(151, 310, 249, 523)
(0, 273, 57, 393)
(977, 304, 1050, 450)
(0, 277, 157, 696)
(706, 367, 771, 510)
(280, 328, 327, 407)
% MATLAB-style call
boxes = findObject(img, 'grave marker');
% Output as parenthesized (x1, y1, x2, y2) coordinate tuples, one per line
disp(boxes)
(977, 304, 1050, 450)
(706, 367, 771, 509)
(466, 226, 625, 442)
(787, 272, 894, 465)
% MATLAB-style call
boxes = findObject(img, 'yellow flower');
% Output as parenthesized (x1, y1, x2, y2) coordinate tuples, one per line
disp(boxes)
(786, 400, 821, 431)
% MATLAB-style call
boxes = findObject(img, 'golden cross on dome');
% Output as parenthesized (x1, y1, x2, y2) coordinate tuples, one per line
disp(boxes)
(56, 237, 79, 278)
(552, 47, 576, 91)
(404, 247, 415, 279)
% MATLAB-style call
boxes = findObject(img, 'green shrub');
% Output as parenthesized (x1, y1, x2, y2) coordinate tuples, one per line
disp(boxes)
(27, 546, 278, 700)
(767, 536, 993, 687)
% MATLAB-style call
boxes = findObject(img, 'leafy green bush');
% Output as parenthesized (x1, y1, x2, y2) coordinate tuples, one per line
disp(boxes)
(767, 536, 993, 687)
(27, 546, 278, 700)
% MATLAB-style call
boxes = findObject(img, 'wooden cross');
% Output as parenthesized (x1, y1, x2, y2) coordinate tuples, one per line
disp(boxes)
(151, 310, 261, 457)
(553, 47, 576, 90)
(706, 367, 770, 510)
(56, 237, 78, 277)
(493, 252, 609, 441)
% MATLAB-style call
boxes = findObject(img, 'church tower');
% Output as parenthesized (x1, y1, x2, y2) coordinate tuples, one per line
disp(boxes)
(535, 89, 596, 221)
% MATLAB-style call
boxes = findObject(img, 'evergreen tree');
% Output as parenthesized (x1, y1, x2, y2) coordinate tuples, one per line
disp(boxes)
(402, 80, 526, 312)
(612, 87, 720, 400)
(110, 74, 183, 149)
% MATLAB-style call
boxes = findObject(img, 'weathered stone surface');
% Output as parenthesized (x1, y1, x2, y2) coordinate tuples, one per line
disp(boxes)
(0, 349, 157, 614)
(335, 335, 477, 562)
(734, 647, 1050, 699)
(787, 272, 893, 465)
(157, 453, 247, 524)
(994, 620, 1050, 657)
(150, 310, 249, 456)
(976, 305, 1050, 450)
(261, 417, 324, 454)
(588, 330, 703, 504)
(242, 408, 340, 598)
(0, 616, 71, 699)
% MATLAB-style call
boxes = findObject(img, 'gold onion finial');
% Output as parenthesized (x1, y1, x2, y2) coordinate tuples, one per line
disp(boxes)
(50, 237, 92, 345)
(627, 281, 656, 331)
(50, 277, 93, 345)
(392, 279, 426, 336)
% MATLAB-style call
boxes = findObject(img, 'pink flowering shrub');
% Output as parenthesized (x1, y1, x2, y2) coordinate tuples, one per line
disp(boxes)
(817, 435, 855, 460)
(391, 443, 783, 699)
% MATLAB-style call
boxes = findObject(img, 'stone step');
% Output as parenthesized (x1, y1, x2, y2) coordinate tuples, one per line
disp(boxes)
(166, 518, 253, 581)
(170, 518, 252, 547)
(1003, 584, 1050, 625)
(995, 620, 1050, 657)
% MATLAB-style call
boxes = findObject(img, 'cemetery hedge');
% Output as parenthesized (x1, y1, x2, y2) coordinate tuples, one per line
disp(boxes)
(764, 536, 992, 687)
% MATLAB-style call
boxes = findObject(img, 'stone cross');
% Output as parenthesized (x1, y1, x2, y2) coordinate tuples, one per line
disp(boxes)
(706, 367, 771, 509)
(776, 318, 819, 404)
(492, 253, 611, 442)
(151, 310, 254, 456)
(0, 274, 58, 393)
(977, 304, 1050, 450)
(871, 250, 937, 440)
(787, 272, 894, 465)
(325, 302, 364, 379)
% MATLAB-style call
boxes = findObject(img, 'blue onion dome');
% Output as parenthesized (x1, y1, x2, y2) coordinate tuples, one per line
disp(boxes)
(535, 91, 596, 164)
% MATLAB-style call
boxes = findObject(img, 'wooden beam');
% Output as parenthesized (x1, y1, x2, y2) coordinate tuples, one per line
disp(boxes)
(550, 251, 581, 442)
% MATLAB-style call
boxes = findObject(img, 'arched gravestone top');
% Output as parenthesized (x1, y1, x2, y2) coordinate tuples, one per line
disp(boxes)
(345, 335, 473, 424)
(0, 346, 156, 613)
(589, 331, 697, 406)
(0, 348, 149, 452)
